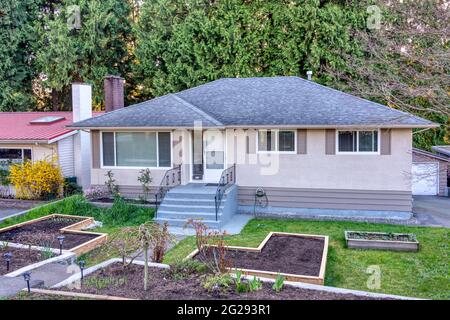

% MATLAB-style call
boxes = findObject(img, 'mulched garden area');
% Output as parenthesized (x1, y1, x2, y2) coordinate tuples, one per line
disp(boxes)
(196, 235, 325, 276)
(0, 246, 51, 275)
(0, 217, 98, 250)
(59, 263, 392, 300)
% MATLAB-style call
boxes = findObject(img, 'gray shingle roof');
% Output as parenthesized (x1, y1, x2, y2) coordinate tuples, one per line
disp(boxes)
(70, 76, 436, 128)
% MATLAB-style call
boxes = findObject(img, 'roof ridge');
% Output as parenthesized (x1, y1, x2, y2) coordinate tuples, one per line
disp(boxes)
(171, 94, 223, 126)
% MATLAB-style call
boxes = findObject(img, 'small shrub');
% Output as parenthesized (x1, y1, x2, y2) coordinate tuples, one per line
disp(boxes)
(84, 186, 110, 201)
(63, 177, 82, 197)
(185, 219, 231, 274)
(9, 157, 64, 200)
(105, 170, 119, 197)
(167, 259, 208, 280)
(137, 169, 152, 202)
(272, 273, 285, 293)
(41, 247, 54, 260)
(202, 273, 233, 293)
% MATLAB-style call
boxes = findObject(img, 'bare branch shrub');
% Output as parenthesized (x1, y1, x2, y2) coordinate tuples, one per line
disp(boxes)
(185, 219, 231, 275)
(101, 227, 142, 267)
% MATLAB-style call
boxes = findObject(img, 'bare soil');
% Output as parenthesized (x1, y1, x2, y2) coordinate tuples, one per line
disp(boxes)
(0, 246, 52, 275)
(60, 263, 392, 300)
(0, 217, 99, 250)
(196, 235, 325, 276)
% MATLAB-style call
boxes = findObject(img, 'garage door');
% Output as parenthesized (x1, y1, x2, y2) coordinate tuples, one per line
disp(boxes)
(412, 163, 438, 195)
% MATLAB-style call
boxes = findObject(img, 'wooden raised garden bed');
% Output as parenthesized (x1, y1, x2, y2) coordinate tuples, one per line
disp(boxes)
(186, 232, 329, 285)
(345, 231, 419, 252)
(0, 214, 107, 256)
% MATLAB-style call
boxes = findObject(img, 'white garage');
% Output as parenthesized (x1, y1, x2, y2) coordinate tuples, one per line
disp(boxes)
(412, 162, 438, 195)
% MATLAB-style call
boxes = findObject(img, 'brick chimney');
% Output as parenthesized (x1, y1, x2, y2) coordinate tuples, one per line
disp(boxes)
(104, 75, 125, 112)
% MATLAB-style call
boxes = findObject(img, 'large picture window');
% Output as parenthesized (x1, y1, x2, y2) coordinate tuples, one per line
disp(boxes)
(101, 132, 171, 168)
(337, 130, 378, 153)
(257, 130, 296, 153)
(0, 148, 32, 169)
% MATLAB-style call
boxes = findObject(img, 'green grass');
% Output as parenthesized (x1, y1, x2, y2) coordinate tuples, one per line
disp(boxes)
(0, 195, 155, 266)
(164, 218, 449, 300)
(0, 195, 154, 234)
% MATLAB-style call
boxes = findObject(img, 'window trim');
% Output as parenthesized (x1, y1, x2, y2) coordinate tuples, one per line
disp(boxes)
(0, 148, 33, 165)
(336, 129, 380, 155)
(256, 129, 297, 154)
(100, 131, 173, 169)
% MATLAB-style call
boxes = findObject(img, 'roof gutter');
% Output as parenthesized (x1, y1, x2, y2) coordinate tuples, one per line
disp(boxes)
(66, 123, 439, 131)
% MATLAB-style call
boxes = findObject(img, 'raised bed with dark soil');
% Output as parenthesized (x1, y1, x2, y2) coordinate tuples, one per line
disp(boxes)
(0, 246, 52, 275)
(189, 232, 329, 284)
(0, 217, 99, 250)
(59, 263, 392, 300)
(345, 231, 419, 252)
(203, 235, 324, 276)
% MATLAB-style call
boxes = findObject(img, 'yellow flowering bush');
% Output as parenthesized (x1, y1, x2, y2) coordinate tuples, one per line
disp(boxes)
(9, 157, 64, 200)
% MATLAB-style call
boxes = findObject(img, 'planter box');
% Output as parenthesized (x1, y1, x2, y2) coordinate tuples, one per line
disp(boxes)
(345, 231, 419, 252)
(0, 214, 108, 256)
(185, 232, 329, 285)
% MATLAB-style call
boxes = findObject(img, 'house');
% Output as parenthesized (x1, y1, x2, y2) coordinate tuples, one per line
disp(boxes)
(68, 76, 438, 228)
(0, 84, 103, 193)
(412, 147, 449, 196)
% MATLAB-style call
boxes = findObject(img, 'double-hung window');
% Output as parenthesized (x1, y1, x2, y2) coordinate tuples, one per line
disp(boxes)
(101, 132, 171, 168)
(257, 130, 296, 153)
(0, 148, 32, 169)
(337, 130, 379, 154)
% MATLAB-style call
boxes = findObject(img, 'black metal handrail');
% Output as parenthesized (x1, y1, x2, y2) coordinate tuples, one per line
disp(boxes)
(155, 165, 181, 217)
(214, 164, 236, 221)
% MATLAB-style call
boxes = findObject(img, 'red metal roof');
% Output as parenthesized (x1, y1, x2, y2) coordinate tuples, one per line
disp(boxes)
(0, 112, 103, 142)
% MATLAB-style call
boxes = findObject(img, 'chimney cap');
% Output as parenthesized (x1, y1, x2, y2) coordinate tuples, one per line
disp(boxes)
(306, 70, 313, 80)
(104, 74, 125, 80)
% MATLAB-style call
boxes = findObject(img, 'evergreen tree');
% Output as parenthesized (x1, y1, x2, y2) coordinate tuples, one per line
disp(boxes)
(35, 0, 133, 110)
(133, 0, 362, 100)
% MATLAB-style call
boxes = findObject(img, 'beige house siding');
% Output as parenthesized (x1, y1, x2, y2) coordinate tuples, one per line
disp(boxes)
(90, 129, 192, 191)
(89, 128, 413, 211)
(412, 151, 448, 196)
(231, 129, 412, 191)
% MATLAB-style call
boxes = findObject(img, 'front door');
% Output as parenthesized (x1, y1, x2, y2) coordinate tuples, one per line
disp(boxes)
(203, 129, 225, 183)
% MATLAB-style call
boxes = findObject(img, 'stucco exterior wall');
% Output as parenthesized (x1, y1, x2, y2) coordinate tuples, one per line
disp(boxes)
(231, 128, 412, 192)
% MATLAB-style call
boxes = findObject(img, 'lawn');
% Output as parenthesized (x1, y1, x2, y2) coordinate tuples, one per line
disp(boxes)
(164, 218, 449, 300)
(0, 195, 155, 266)
(0, 195, 154, 234)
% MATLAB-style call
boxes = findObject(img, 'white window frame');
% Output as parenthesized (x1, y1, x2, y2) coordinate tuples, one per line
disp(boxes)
(336, 129, 380, 155)
(256, 129, 297, 154)
(0, 148, 32, 165)
(100, 131, 173, 169)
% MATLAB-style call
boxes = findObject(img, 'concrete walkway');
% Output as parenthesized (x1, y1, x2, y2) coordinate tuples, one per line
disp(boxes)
(0, 207, 25, 221)
(0, 259, 76, 298)
(412, 196, 450, 228)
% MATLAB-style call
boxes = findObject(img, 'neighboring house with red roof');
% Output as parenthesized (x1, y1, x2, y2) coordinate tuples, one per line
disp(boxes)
(0, 85, 102, 194)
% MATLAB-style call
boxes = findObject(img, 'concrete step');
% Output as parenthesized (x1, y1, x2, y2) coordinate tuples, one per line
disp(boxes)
(158, 203, 223, 213)
(165, 192, 217, 200)
(155, 217, 221, 229)
(162, 198, 217, 206)
(157, 210, 221, 220)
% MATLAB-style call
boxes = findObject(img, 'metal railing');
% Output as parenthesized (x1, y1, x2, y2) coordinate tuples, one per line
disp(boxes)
(214, 164, 236, 221)
(155, 165, 181, 218)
